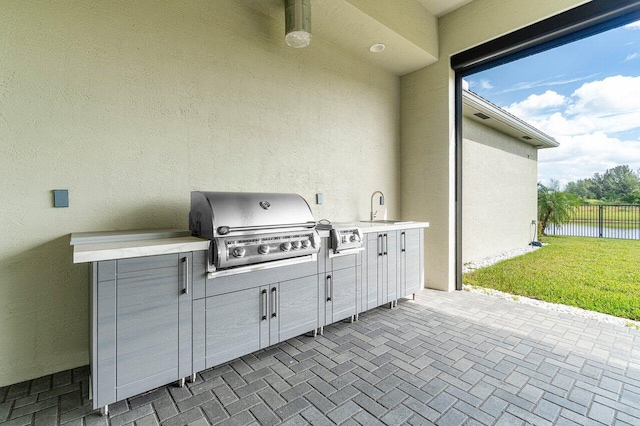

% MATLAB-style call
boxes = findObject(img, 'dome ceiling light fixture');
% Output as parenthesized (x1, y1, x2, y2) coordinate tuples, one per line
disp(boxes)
(285, 0, 311, 48)
(369, 43, 386, 53)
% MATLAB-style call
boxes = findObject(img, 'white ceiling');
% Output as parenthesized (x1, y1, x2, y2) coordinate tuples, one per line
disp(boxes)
(416, 0, 475, 17)
(236, 0, 477, 75)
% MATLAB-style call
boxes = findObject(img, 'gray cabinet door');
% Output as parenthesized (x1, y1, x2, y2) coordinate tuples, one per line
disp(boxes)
(330, 267, 357, 323)
(403, 229, 423, 296)
(204, 286, 264, 368)
(364, 234, 380, 311)
(112, 253, 191, 401)
(275, 275, 318, 342)
(385, 232, 398, 303)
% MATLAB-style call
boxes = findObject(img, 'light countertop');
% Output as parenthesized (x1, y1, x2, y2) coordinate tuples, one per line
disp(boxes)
(354, 221, 429, 233)
(70, 229, 209, 263)
(70, 221, 428, 263)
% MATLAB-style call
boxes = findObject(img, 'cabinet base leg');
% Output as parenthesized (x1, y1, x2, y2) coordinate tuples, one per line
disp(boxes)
(178, 378, 186, 388)
(394, 300, 398, 308)
(188, 373, 196, 383)
(319, 326, 324, 335)
(100, 405, 109, 417)
(355, 313, 359, 322)
(388, 302, 393, 309)
(350, 315, 355, 323)
(313, 329, 317, 337)
(412, 293, 416, 301)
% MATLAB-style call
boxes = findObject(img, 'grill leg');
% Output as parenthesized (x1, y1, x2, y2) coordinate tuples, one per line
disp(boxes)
(178, 378, 185, 388)
(100, 405, 109, 417)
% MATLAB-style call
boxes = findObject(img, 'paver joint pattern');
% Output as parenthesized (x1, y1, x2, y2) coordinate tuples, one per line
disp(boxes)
(1, 289, 639, 425)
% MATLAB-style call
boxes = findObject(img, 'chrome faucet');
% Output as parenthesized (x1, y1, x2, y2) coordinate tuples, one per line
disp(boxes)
(370, 191, 385, 221)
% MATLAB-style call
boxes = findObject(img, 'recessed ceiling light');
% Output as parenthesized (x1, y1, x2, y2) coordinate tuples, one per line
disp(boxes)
(369, 43, 385, 53)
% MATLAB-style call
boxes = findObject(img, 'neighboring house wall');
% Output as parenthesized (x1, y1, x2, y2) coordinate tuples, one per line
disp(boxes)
(400, 0, 587, 291)
(0, 2, 400, 387)
(462, 118, 538, 263)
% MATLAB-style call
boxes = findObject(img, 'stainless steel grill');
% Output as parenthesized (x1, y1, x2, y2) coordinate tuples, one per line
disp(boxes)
(189, 191, 320, 277)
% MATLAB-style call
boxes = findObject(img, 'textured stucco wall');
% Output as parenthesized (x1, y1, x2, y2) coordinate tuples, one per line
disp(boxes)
(0, 1, 400, 386)
(400, 0, 589, 291)
(462, 118, 538, 263)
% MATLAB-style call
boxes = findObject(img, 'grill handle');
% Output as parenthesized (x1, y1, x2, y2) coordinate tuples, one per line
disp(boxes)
(217, 221, 316, 235)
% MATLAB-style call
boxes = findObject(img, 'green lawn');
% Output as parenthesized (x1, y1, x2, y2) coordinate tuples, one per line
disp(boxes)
(463, 236, 640, 321)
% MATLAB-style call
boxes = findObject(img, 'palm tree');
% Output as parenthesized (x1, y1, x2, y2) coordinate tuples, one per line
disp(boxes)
(538, 180, 581, 236)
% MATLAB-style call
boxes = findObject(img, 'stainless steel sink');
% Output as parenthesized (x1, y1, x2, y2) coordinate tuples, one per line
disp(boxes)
(359, 220, 413, 224)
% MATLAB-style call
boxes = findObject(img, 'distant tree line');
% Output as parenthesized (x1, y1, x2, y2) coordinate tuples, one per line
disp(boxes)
(564, 165, 640, 204)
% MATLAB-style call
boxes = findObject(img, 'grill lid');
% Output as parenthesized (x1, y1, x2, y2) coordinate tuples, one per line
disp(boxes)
(190, 191, 316, 239)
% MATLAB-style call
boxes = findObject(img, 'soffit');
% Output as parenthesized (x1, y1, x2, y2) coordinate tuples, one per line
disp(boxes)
(462, 90, 558, 149)
(416, 0, 476, 18)
(236, 0, 442, 76)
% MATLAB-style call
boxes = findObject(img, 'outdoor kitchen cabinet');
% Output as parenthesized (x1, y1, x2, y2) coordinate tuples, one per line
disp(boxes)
(318, 238, 360, 327)
(90, 251, 200, 410)
(364, 231, 398, 309)
(399, 228, 424, 298)
(195, 261, 319, 369)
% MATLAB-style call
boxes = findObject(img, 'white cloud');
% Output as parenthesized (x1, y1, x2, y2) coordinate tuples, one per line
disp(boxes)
(624, 20, 640, 30)
(505, 90, 566, 118)
(625, 52, 640, 61)
(498, 73, 600, 94)
(505, 76, 640, 137)
(479, 79, 493, 90)
(503, 75, 640, 183)
(538, 133, 640, 186)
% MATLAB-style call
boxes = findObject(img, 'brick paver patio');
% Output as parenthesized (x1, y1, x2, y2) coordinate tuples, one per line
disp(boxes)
(1, 289, 639, 425)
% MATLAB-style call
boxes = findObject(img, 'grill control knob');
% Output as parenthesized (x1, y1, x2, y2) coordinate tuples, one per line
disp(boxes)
(232, 247, 246, 258)
(258, 244, 270, 255)
(280, 242, 292, 252)
(291, 241, 301, 250)
(301, 240, 311, 249)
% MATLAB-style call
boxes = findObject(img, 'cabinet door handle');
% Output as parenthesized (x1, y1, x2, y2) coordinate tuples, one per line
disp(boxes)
(383, 233, 388, 256)
(261, 289, 267, 321)
(271, 287, 278, 318)
(378, 234, 383, 257)
(401, 231, 406, 252)
(326, 275, 332, 301)
(182, 257, 189, 295)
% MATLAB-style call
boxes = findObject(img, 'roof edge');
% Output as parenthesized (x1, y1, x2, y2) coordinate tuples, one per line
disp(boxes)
(462, 89, 559, 149)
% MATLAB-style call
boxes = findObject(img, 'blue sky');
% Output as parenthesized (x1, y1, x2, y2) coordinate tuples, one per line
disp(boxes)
(466, 20, 640, 187)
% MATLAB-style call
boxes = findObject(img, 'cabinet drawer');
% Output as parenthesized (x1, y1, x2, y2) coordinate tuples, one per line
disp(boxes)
(330, 253, 359, 271)
(206, 259, 318, 297)
(116, 254, 178, 275)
